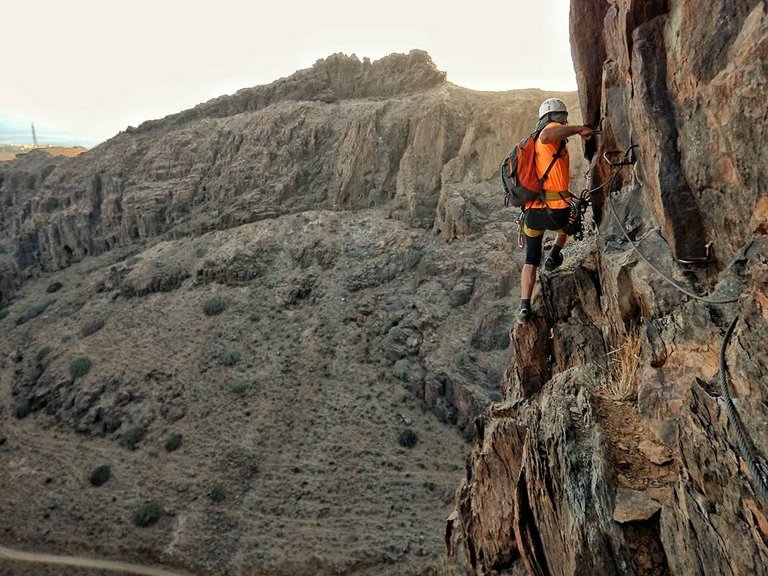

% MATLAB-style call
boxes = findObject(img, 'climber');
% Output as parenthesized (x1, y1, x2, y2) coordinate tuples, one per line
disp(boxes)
(517, 98, 593, 324)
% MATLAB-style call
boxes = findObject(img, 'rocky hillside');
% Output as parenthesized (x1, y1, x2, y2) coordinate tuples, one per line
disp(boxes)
(449, 2, 768, 575)
(0, 51, 584, 308)
(0, 51, 586, 575)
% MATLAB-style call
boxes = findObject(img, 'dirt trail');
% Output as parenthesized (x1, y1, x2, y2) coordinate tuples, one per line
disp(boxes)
(0, 545, 193, 576)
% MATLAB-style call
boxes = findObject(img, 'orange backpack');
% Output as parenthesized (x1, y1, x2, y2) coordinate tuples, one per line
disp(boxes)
(501, 133, 565, 207)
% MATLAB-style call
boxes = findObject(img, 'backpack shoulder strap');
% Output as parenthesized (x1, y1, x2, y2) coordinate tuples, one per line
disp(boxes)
(535, 139, 568, 215)
(538, 139, 567, 183)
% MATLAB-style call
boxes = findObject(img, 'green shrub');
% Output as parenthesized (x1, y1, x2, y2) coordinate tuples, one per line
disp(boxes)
(125, 256, 140, 266)
(16, 300, 54, 325)
(388, 326, 403, 342)
(203, 295, 228, 316)
(42, 197, 61, 212)
(165, 434, 183, 452)
(46, 281, 63, 293)
(89, 464, 111, 487)
(122, 425, 147, 450)
(104, 375, 120, 391)
(454, 350, 470, 367)
(0, 309, 8, 320)
(195, 247, 207, 258)
(36, 346, 52, 364)
(81, 318, 105, 337)
(220, 348, 240, 366)
(407, 246, 425, 268)
(133, 501, 163, 527)
(393, 359, 409, 380)
(70, 357, 92, 379)
(231, 380, 250, 395)
(398, 428, 419, 448)
(15, 401, 31, 419)
(45, 397, 61, 416)
(210, 485, 227, 503)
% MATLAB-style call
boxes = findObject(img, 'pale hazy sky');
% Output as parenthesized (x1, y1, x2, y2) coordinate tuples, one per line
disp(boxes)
(3, 0, 575, 145)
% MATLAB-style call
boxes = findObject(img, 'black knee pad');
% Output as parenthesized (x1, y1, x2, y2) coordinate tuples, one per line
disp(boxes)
(524, 234, 544, 266)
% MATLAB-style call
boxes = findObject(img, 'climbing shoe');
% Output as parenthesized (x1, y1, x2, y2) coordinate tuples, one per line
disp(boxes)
(544, 250, 564, 271)
(516, 308, 531, 324)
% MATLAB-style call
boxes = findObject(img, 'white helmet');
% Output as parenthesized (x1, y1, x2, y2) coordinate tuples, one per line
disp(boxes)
(538, 98, 568, 120)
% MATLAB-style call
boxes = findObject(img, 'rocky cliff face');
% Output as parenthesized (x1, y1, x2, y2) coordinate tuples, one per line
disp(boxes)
(449, 2, 768, 575)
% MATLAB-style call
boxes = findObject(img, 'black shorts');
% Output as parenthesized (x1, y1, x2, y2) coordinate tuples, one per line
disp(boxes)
(523, 208, 570, 266)
(523, 208, 570, 236)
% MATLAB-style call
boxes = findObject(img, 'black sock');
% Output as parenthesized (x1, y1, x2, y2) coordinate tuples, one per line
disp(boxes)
(550, 245, 562, 257)
(520, 298, 531, 311)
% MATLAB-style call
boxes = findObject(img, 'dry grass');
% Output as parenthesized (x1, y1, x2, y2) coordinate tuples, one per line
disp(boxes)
(0, 146, 87, 161)
(603, 325, 641, 401)
(420, 557, 463, 576)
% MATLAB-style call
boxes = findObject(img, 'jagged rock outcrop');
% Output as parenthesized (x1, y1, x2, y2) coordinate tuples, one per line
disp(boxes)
(449, 1, 768, 575)
(0, 51, 584, 308)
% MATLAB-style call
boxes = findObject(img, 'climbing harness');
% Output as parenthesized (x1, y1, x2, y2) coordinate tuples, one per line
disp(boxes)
(605, 144, 767, 503)
(719, 317, 768, 503)
(516, 165, 595, 246)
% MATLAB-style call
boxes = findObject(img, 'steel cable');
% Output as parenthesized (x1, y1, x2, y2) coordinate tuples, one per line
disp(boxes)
(604, 164, 739, 305)
(719, 316, 768, 503)
(600, 147, 764, 503)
